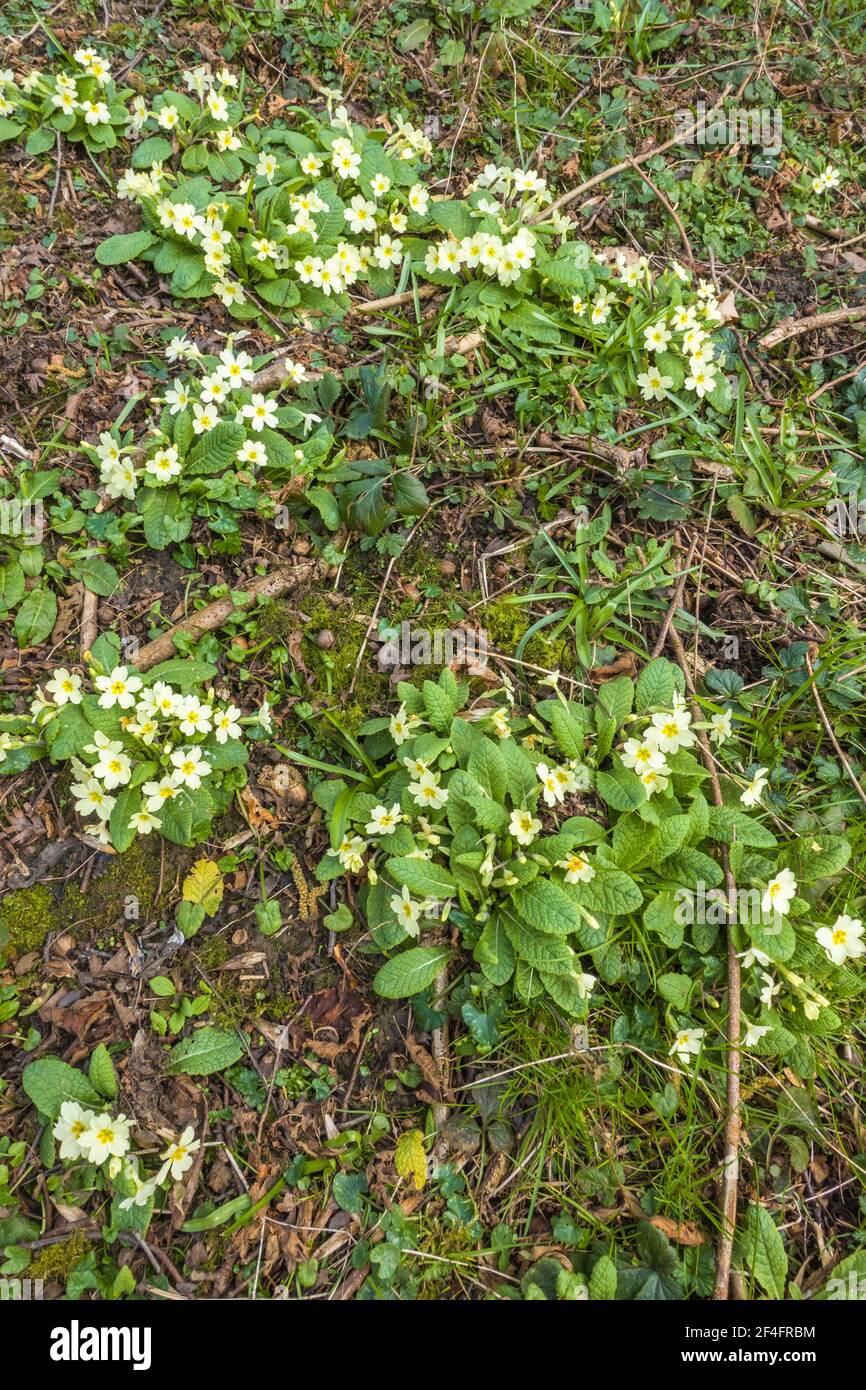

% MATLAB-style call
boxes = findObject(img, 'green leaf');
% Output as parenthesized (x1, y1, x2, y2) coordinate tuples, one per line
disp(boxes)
(643, 890, 684, 948)
(373, 946, 450, 998)
(467, 738, 508, 802)
(21, 1058, 102, 1118)
(88, 1043, 118, 1099)
(167, 1026, 244, 1075)
(95, 230, 156, 265)
(474, 914, 516, 986)
(186, 421, 245, 475)
(658, 972, 694, 1010)
(596, 768, 645, 812)
(131, 135, 174, 168)
(589, 1254, 617, 1301)
(0, 559, 25, 611)
(397, 17, 432, 50)
(635, 657, 677, 712)
(571, 867, 642, 916)
(547, 705, 587, 759)
(513, 878, 580, 935)
(705, 805, 776, 848)
(386, 856, 456, 898)
(735, 1203, 787, 1299)
(14, 586, 56, 647)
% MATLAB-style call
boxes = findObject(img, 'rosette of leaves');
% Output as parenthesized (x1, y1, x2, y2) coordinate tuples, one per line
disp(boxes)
(0, 648, 253, 851)
(0, 67, 133, 155)
(0, 466, 122, 649)
(97, 114, 432, 325)
(314, 664, 854, 1064)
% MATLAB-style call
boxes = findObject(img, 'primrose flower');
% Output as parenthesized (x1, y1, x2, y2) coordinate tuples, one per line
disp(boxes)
(761, 868, 798, 917)
(143, 776, 181, 813)
(53, 1101, 96, 1160)
(337, 835, 367, 873)
(408, 773, 448, 810)
(192, 402, 220, 434)
(389, 703, 413, 745)
(816, 914, 864, 965)
(649, 708, 696, 754)
(669, 1028, 704, 1065)
(536, 762, 564, 808)
(742, 1021, 770, 1047)
(366, 803, 403, 836)
(94, 665, 142, 710)
(391, 885, 421, 937)
(157, 1126, 200, 1183)
(740, 766, 769, 807)
(82, 100, 110, 126)
(79, 1112, 131, 1165)
(643, 322, 672, 353)
(509, 808, 542, 846)
(145, 445, 182, 482)
(72, 778, 116, 819)
(176, 696, 213, 737)
(46, 668, 83, 705)
(129, 809, 161, 835)
(170, 746, 212, 789)
(243, 394, 278, 432)
(214, 705, 242, 743)
(217, 348, 254, 387)
(637, 368, 673, 402)
(557, 852, 595, 885)
(237, 439, 267, 468)
(93, 743, 132, 790)
(708, 709, 733, 745)
(621, 737, 667, 774)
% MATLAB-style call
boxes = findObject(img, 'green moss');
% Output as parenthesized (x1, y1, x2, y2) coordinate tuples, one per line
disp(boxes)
(0, 838, 189, 960)
(480, 595, 572, 671)
(29, 1231, 93, 1281)
(0, 885, 61, 959)
(62, 836, 189, 939)
(260, 592, 389, 734)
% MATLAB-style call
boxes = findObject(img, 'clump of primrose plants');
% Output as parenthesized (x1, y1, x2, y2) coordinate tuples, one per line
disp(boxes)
(314, 662, 859, 1076)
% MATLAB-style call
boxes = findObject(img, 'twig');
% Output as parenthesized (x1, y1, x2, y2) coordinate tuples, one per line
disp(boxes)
(351, 283, 439, 316)
(132, 561, 320, 671)
(431, 960, 450, 1155)
(804, 646, 866, 808)
(665, 622, 741, 1301)
(626, 158, 693, 261)
(532, 85, 733, 223)
(48, 131, 62, 219)
(759, 305, 866, 350)
(651, 536, 698, 658)
(80, 589, 99, 659)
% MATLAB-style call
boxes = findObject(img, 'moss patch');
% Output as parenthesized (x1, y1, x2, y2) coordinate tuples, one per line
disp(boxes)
(29, 1231, 93, 1282)
(0, 837, 190, 961)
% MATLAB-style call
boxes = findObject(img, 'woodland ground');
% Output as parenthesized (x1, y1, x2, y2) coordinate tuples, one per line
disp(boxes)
(0, 0, 865, 1303)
